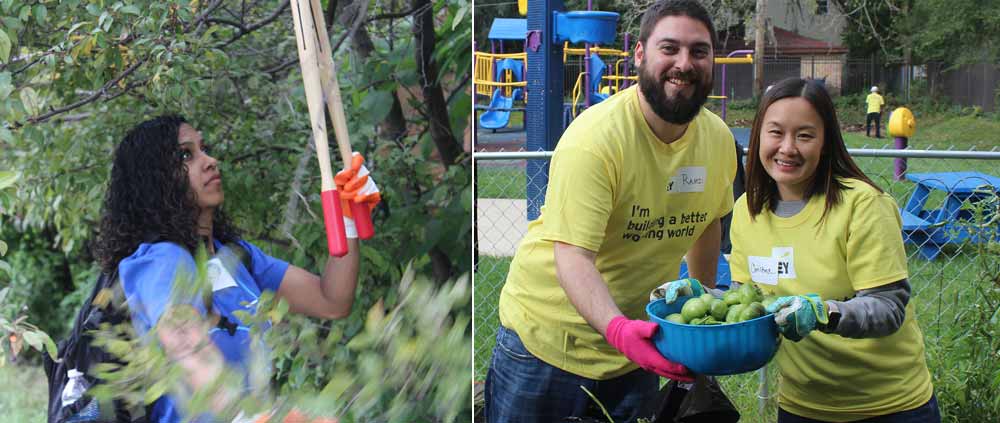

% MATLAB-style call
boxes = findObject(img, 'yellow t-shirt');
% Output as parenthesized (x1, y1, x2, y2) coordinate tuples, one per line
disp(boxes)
(498, 86, 737, 380)
(729, 178, 933, 422)
(866, 93, 884, 114)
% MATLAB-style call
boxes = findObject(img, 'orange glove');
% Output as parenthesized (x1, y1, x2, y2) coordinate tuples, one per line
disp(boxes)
(333, 153, 380, 237)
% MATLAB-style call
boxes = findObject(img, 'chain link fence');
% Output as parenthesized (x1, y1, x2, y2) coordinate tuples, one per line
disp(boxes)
(474, 146, 1000, 421)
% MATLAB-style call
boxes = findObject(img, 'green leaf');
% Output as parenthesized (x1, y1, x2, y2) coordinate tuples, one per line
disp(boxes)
(0, 72, 11, 101)
(17, 5, 28, 22)
(21, 330, 43, 351)
(0, 287, 8, 304)
(0, 240, 6, 256)
(120, 5, 141, 15)
(360, 89, 393, 123)
(0, 260, 10, 276)
(0, 29, 10, 63)
(0, 170, 16, 190)
(19, 87, 39, 115)
(451, 4, 468, 31)
(33, 4, 46, 25)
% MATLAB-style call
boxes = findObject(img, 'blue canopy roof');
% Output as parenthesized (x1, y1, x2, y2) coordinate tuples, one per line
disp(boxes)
(488, 18, 527, 41)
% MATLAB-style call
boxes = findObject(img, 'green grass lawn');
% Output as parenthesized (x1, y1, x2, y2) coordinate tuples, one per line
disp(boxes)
(475, 164, 526, 200)
(0, 364, 48, 422)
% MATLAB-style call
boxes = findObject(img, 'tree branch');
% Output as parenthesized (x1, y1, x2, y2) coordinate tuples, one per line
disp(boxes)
(220, 0, 291, 47)
(17, 59, 147, 127)
(365, 4, 426, 23)
(330, 0, 370, 54)
(412, 0, 461, 168)
(446, 71, 471, 106)
(185, 0, 227, 33)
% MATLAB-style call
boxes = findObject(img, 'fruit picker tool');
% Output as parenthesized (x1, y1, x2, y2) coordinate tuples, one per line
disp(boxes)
(289, 0, 375, 256)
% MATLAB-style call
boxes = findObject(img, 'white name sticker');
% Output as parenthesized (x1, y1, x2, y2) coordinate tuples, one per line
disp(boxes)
(207, 258, 238, 292)
(748, 256, 779, 285)
(771, 247, 797, 279)
(666, 167, 707, 193)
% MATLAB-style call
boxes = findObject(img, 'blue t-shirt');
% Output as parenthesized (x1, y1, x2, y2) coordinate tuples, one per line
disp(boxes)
(119, 239, 289, 423)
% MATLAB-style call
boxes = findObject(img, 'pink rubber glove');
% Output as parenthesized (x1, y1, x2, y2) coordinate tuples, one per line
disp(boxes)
(605, 316, 694, 381)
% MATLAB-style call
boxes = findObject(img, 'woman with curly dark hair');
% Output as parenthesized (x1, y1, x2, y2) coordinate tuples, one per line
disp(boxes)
(92, 115, 380, 422)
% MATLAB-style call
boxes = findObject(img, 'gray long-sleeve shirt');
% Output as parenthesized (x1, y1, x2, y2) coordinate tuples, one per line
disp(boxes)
(773, 199, 909, 338)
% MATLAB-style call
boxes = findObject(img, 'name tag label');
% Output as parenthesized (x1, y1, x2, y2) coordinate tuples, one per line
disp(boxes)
(207, 258, 238, 292)
(748, 256, 779, 285)
(666, 167, 707, 193)
(772, 247, 797, 279)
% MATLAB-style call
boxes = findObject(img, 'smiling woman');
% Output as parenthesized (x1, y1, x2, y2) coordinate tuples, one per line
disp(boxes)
(730, 77, 940, 422)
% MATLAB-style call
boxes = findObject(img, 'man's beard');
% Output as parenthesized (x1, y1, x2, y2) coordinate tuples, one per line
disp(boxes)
(637, 63, 712, 125)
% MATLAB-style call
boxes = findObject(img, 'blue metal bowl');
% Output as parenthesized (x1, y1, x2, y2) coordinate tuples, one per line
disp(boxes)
(646, 297, 780, 375)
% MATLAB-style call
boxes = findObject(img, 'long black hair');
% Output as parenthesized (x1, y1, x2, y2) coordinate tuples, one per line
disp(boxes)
(95, 115, 240, 273)
(745, 77, 882, 222)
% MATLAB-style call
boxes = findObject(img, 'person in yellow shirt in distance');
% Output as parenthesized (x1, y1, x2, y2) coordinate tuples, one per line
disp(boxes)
(728, 77, 939, 422)
(484, 1, 738, 422)
(866, 85, 885, 138)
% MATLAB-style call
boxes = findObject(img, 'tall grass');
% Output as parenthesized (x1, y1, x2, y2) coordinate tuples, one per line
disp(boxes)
(0, 364, 48, 423)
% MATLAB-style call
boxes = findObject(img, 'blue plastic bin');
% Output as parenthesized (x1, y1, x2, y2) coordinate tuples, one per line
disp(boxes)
(646, 297, 779, 375)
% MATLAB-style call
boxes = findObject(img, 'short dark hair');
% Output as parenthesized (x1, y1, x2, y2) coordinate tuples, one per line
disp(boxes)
(744, 77, 883, 222)
(638, 0, 718, 48)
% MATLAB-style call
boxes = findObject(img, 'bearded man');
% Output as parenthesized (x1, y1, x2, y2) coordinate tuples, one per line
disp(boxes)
(483, 1, 738, 422)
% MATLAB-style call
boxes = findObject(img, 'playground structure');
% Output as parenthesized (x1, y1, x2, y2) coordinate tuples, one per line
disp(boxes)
(475, 18, 529, 130)
(474, 16, 753, 130)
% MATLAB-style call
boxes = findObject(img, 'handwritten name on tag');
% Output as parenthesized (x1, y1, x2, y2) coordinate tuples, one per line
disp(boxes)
(748, 256, 779, 285)
(666, 167, 706, 193)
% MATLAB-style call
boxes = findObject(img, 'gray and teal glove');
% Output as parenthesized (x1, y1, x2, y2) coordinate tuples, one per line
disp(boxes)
(651, 278, 706, 304)
(765, 294, 829, 342)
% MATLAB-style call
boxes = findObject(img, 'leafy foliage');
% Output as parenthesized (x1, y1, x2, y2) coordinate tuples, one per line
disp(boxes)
(933, 189, 1000, 421)
(0, 0, 471, 419)
(0, 170, 58, 365)
(836, 0, 1000, 65)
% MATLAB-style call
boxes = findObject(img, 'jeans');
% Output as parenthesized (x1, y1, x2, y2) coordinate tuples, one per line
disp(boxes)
(484, 326, 659, 423)
(866, 112, 882, 138)
(778, 393, 941, 423)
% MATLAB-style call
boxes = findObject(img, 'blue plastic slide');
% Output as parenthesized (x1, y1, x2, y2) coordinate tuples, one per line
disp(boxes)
(588, 54, 609, 104)
(479, 88, 519, 129)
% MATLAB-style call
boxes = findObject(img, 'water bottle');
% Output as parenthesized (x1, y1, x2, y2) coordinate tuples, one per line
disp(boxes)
(60, 368, 89, 407)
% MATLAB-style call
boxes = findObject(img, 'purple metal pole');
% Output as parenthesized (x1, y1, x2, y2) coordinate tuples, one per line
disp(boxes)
(622, 34, 631, 90)
(894, 136, 908, 180)
(583, 0, 593, 108)
(585, 44, 592, 108)
(491, 40, 496, 55)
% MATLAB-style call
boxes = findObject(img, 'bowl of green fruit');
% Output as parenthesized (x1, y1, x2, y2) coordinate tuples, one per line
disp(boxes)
(645, 284, 780, 375)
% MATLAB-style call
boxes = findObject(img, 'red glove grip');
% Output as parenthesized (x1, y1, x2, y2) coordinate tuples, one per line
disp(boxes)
(350, 201, 374, 239)
(605, 316, 693, 381)
(321, 190, 348, 257)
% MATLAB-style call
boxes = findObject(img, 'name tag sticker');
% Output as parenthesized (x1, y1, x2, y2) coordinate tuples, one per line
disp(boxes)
(207, 258, 238, 292)
(666, 166, 707, 193)
(771, 247, 797, 279)
(748, 256, 779, 285)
